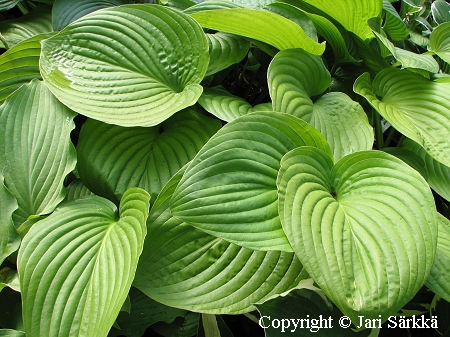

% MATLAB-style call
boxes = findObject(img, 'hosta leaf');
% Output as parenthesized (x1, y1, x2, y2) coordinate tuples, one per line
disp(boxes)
(0, 330, 25, 337)
(151, 311, 200, 337)
(297, 0, 383, 40)
(198, 86, 251, 122)
(170, 111, 332, 252)
(77, 108, 221, 205)
(189, 8, 325, 55)
(354, 68, 450, 168)
(40, 4, 209, 127)
(229, 0, 274, 8)
(52, 0, 129, 31)
(184, 0, 242, 13)
(268, 49, 373, 161)
(373, 30, 439, 72)
(431, 0, 450, 25)
(134, 168, 307, 313)
(383, 0, 409, 40)
(206, 32, 250, 76)
(0, 33, 53, 102)
(277, 147, 437, 325)
(0, 267, 19, 292)
(0, 173, 19, 265)
(0, 0, 21, 11)
(0, 80, 77, 226)
(18, 188, 150, 337)
(426, 214, 450, 303)
(0, 6, 52, 49)
(64, 179, 93, 202)
(429, 22, 450, 65)
(382, 146, 429, 180)
(400, 138, 450, 203)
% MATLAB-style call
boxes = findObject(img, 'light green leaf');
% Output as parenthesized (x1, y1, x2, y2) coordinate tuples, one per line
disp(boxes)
(77, 108, 221, 205)
(0, 0, 21, 12)
(64, 179, 94, 202)
(431, 0, 450, 25)
(373, 30, 439, 72)
(198, 86, 251, 122)
(268, 49, 373, 161)
(426, 213, 450, 303)
(0, 80, 77, 226)
(206, 32, 250, 76)
(277, 147, 437, 325)
(184, 0, 242, 13)
(0, 330, 25, 337)
(189, 8, 325, 55)
(354, 68, 450, 168)
(40, 4, 209, 127)
(383, 0, 409, 40)
(134, 168, 307, 313)
(429, 22, 450, 65)
(296, 0, 383, 40)
(0, 6, 52, 49)
(0, 267, 19, 293)
(18, 188, 150, 337)
(381, 146, 429, 179)
(400, 138, 450, 203)
(0, 173, 19, 265)
(0, 33, 53, 102)
(230, 0, 274, 8)
(52, 0, 129, 31)
(170, 111, 332, 252)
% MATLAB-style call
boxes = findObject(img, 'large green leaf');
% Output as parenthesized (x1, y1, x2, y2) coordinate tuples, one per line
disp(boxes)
(0, 80, 77, 226)
(189, 8, 325, 55)
(206, 32, 250, 76)
(134, 168, 307, 313)
(0, 33, 53, 102)
(40, 4, 209, 127)
(426, 214, 450, 303)
(400, 138, 450, 203)
(277, 147, 437, 325)
(170, 111, 332, 252)
(0, 6, 52, 49)
(52, 0, 129, 31)
(268, 49, 373, 161)
(296, 0, 383, 40)
(354, 68, 450, 168)
(198, 86, 251, 122)
(0, 173, 19, 265)
(429, 22, 450, 65)
(18, 188, 150, 337)
(77, 108, 221, 205)
(382, 0, 409, 40)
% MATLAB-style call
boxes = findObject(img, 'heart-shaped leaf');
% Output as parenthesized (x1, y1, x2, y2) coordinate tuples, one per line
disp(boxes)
(18, 187, 150, 337)
(277, 147, 437, 325)
(40, 4, 209, 127)
(170, 111, 332, 252)
(354, 68, 450, 168)
(268, 49, 373, 161)
(189, 8, 325, 55)
(0, 80, 77, 226)
(429, 22, 450, 65)
(77, 108, 221, 205)
(426, 213, 450, 303)
(0, 173, 19, 265)
(134, 168, 307, 313)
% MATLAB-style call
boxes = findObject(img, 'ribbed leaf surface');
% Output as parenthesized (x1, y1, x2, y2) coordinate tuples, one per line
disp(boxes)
(190, 8, 325, 55)
(300, 0, 382, 40)
(77, 108, 221, 204)
(277, 147, 437, 325)
(40, 4, 209, 127)
(18, 188, 150, 337)
(426, 213, 450, 303)
(0, 0, 21, 11)
(198, 86, 251, 122)
(206, 32, 250, 76)
(0, 34, 53, 102)
(0, 80, 77, 226)
(52, 0, 128, 31)
(0, 173, 19, 265)
(431, 1, 450, 25)
(134, 169, 307, 313)
(400, 138, 450, 202)
(170, 111, 332, 252)
(65, 180, 94, 202)
(383, 0, 409, 40)
(0, 6, 52, 49)
(269, 49, 373, 161)
(354, 68, 450, 168)
(429, 22, 450, 65)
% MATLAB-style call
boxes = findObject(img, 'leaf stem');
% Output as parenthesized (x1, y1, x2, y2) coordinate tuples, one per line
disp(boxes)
(384, 126, 396, 148)
(17, 2, 30, 15)
(373, 110, 384, 149)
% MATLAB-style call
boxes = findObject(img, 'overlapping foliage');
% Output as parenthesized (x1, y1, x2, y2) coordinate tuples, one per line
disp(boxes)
(1, 0, 450, 336)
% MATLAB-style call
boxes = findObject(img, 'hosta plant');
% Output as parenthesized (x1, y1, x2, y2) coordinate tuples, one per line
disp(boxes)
(1, 0, 450, 336)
